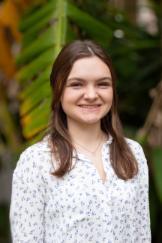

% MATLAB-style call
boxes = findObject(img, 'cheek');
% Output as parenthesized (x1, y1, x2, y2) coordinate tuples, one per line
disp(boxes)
(60, 91, 77, 113)
(103, 89, 113, 103)
(61, 93, 73, 106)
(61, 90, 81, 104)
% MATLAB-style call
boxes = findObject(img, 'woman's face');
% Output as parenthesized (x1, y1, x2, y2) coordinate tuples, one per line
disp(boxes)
(61, 56, 113, 127)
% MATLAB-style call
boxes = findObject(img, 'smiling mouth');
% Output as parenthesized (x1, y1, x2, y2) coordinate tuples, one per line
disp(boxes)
(78, 104, 101, 107)
(78, 104, 101, 110)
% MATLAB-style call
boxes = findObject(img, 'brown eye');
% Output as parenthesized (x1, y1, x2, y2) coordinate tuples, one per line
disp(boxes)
(98, 82, 110, 87)
(68, 82, 83, 88)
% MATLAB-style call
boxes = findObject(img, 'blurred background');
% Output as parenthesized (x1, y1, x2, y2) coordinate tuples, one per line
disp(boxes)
(0, 0, 161, 242)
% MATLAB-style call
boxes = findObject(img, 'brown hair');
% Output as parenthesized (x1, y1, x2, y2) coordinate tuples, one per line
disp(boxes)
(49, 40, 138, 180)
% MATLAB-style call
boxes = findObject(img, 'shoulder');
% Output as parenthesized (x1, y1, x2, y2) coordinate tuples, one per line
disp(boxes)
(14, 135, 52, 175)
(125, 137, 148, 171)
(125, 137, 144, 154)
(125, 137, 146, 160)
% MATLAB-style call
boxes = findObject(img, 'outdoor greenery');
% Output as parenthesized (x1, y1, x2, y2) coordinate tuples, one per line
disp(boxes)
(0, 0, 161, 242)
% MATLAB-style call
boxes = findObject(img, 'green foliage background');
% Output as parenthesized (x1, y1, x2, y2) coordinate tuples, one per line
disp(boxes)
(0, 0, 161, 242)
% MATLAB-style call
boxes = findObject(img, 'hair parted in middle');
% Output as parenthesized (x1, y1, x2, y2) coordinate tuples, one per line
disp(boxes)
(49, 39, 138, 180)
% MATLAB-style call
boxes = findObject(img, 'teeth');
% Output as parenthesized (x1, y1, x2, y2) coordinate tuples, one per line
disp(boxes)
(79, 105, 100, 107)
(79, 105, 100, 108)
(80, 105, 100, 107)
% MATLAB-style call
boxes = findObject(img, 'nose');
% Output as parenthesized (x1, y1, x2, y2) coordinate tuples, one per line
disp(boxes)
(84, 85, 98, 100)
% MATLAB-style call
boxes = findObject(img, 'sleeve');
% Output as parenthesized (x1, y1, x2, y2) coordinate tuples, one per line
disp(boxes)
(134, 144, 151, 242)
(10, 148, 46, 243)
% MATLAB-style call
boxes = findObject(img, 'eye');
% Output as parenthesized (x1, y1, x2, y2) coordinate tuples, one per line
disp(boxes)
(68, 82, 83, 88)
(98, 82, 111, 88)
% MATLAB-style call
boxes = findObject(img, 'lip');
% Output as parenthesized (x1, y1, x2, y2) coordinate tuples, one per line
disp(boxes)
(78, 104, 101, 111)
(78, 104, 102, 107)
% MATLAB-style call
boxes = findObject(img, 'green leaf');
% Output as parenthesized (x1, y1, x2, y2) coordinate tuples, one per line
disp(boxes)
(67, 3, 113, 46)
(18, 0, 68, 139)
(22, 11, 57, 47)
(16, 47, 55, 83)
(19, 0, 56, 32)
(20, 82, 51, 116)
(21, 99, 51, 138)
(17, 26, 57, 65)
(19, 67, 51, 99)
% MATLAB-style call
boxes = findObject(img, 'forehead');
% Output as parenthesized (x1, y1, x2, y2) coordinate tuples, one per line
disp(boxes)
(68, 56, 112, 79)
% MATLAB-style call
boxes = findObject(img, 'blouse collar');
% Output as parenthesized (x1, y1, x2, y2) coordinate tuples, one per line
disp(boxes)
(41, 133, 113, 153)
(72, 134, 113, 161)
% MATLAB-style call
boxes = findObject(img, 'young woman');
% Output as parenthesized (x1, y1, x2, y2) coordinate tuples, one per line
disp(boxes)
(10, 40, 151, 242)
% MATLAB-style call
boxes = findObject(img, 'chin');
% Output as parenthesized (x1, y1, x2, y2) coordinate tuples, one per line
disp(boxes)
(67, 113, 106, 126)
(78, 117, 102, 125)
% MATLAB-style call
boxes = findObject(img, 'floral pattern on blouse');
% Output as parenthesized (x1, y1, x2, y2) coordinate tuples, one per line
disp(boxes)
(10, 135, 151, 243)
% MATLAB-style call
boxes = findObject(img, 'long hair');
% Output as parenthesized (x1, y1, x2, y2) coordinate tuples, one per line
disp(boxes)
(49, 40, 138, 180)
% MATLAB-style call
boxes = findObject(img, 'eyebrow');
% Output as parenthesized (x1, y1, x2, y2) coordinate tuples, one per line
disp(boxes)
(67, 77, 112, 82)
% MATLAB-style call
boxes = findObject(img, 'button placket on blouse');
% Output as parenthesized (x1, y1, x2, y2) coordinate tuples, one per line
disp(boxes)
(77, 151, 106, 185)
(85, 163, 114, 242)
(100, 143, 114, 209)
(84, 144, 113, 209)
(70, 153, 114, 240)
(71, 143, 114, 240)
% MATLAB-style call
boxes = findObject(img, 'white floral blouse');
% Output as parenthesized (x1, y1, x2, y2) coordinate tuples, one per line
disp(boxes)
(10, 135, 151, 243)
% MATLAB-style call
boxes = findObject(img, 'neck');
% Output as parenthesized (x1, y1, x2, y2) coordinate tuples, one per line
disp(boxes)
(67, 120, 106, 147)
